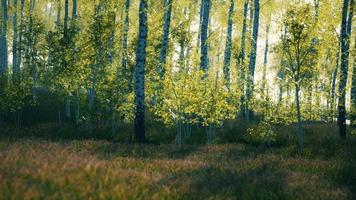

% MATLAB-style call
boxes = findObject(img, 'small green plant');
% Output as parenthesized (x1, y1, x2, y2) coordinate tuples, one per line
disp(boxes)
(246, 121, 277, 146)
(351, 129, 356, 137)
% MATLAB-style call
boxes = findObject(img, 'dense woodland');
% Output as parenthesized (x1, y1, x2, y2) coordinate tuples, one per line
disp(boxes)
(0, 0, 355, 146)
(1, 0, 356, 199)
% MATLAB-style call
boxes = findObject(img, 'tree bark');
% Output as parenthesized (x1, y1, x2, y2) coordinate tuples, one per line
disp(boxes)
(262, 19, 270, 100)
(349, 0, 355, 126)
(18, 0, 24, 69)
(29, 0, 37, 100)
(330, 42, 340, 116)
(134, 0, 148, 142)
(295, 84, 304, 149)
(238, 0, 248, 117)
(121, 0, 130, 90)
(64, 0, 69, 39)
(0, 0, 8, 76)
(262, 19, 270, 117)
(56, 0, 61, 27)
(197, 0, 204, 49)
(246, 0, 260, 121)
(158, 0, 173, 79)
(72, 0, 77, 19)
(351, 35, 356, 127)
(200, 0, 211, 72)
(223, 0, 234, 88)
(12, 0, 20, 82)
(338, 0, 353, 138)
(64, 0, 71, 120)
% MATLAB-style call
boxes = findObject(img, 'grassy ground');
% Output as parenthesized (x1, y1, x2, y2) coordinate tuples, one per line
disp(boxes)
(0, 124, 355, 200)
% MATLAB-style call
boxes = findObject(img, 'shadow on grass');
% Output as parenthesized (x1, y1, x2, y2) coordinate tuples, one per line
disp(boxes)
(158, 160, 291, 200)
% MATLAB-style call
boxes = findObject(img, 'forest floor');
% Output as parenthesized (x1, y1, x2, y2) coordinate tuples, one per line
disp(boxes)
(0, 124, 355, 200)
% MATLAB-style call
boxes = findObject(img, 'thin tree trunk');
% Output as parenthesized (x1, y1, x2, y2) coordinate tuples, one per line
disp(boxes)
(223, 0, 234, 88)
(295, 84, 304, 149)
(262, 19, 270, 117)
(179, 39, 186, 71)
(134, 0, 148, 142)
(307, 85, 313, 120)
(121, 0, 131, 90)
(351, 35, 356, 127)
(0, 0, 8, 76)
(200, 0, 211, 72)
(18, 0, 24, 69)
(347, 0, 356, 127)
(246, 0, 260, 121)
(158, 0, 173, 79)
(72, 0, 79, 125)
(56, 0, 61, 27)
(72, 0, 77, 19)
(88, 74, 96, 135)
(29, 0, 38, 101)
(262, 19, 270, 100)
(12, 0, 19, 81)
(64, 0, 71, 120)
(278, 85, 283, 103)
(64, 0, 69, 39)
(87, 3, 101, 135)
(314, 0, 320, 18)
(75, 89, 80, 125)
(197, 0, 204, 49)
(338, 0, 353, 138)
(330, 42, 341, 116)
(238, 0, 248, 117)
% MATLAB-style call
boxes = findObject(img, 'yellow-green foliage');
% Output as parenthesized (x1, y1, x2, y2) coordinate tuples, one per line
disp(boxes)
(247, 121, 277, 145)
(153, 70, 238, 128)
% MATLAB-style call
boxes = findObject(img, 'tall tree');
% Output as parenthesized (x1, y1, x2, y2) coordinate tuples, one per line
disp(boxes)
(18, 0, 24, 69)
(158, 0, 173, 79)
(351, 35, 356, 127)
(277, 4, 317, 149)
(72, 0, 77, 19)
(134, 0, 148, 142)
(330, 37, 341, 116)
(63, 0, 71, 119)
(223, 0, 234, 88)
(262, 17, 271, 104)
(64, 0, 69, 39)
(237, 0, 249, 116)
(73, 0, 79, 125)
(56, 0, 61, 27)
(28, 0, 38, 100)
(338, 0, 353, 138)
(197, 0, 204, 49)
(0, 0, 8, 76)
(12, 0, 19, 81)
(121, 0, 130, 89)
(246, 0, 260, 120)
(200, 0, 211, 72)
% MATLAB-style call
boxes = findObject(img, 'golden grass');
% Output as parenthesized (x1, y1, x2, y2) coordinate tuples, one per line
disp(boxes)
(0, 135, 355, 200)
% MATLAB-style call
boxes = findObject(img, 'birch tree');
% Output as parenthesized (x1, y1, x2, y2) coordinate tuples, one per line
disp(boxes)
(276, 4, 317, 149)
(134, 0, 148, 142)
(200, 0, 211, 72)
(246, 0, 260, 120)
(0, 0, 8, 76)
(338, 0, 354, 138)
(236, 0, 249, 116)
(12, 0, 20, 81)
(121, 0, 130, 91)
(158, 0, 173, 79)
(223, 0, 234, 88)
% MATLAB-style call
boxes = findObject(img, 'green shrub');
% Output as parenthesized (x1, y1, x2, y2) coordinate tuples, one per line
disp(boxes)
(245, 121, 277, 146)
